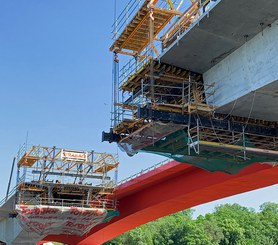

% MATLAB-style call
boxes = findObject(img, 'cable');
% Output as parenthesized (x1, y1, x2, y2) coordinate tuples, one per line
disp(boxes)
(209, 90, 257, 146)
(212, 97, 238, 121)
(243, 90, 256, 130)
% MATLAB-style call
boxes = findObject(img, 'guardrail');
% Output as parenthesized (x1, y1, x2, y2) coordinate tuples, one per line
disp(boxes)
(0, 174, 28, 207)
(119, 48, 152, 88)
(111, 106, 135, 126)
(117, 158, 172, 186)
(0, 185, 17, 207)
(21, 197, 117, 210)
(112, 0, 145, 40)
(112, 0, 173, 40)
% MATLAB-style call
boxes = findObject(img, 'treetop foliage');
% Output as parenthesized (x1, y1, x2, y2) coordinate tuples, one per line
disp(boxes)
(105, 202, 278, 245)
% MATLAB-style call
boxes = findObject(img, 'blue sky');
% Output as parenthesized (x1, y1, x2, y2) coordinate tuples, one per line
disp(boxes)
(0, 0, 277, 216)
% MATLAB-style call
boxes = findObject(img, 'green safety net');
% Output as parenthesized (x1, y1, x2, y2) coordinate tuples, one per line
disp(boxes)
(142, 130, 273, 174)
(102, 210, 120, 223)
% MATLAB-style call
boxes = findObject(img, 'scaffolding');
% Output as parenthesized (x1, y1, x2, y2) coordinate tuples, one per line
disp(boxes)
(17, 145, 119, 209)
(108, 0, 218, 155)
(14, 145, 119, 236)
(119, 60, 215, 113)
(103, 0, 278, 174)
(187, 124, 278, 159)
(139, 117, 278, 174)
(111, 0, 182, 55)
(112, 59, 215, 153)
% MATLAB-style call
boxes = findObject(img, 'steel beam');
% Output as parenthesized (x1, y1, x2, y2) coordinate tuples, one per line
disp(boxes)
(138, 107, 278, 137)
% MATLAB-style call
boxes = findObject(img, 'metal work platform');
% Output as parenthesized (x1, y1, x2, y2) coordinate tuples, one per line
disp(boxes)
(16, 145, 119, 203)
(2, 145, 119, 237)
(111, 0, 181, 54)
(109, 0, 219, 140)
(111, 1, 179, 53)
(187, 125, 278, 159)
(120, 60, 197, 92)
(104, 0, 278, 174)
(112, 59, 215, 149)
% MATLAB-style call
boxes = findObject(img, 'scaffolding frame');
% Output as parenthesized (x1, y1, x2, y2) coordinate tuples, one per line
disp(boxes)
(111, 0, 182, 55)
(108, 0, 219, 155)
(113, 60, 215, 135)
(16, 145, 119, 210)
(17, 145, 118, 177)
(187, 124, 278, 160)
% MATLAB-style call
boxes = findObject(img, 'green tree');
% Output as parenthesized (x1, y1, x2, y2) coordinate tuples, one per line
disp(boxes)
(258, 202, 278, 244)
(106, 203, 278, 245)
(198, 216, 224, 244)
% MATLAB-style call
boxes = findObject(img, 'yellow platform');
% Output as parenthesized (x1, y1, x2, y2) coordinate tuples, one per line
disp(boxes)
(111, 0, 180, 53)
(120, 60, 193, 93)
(94, 163, 119, 173)
(17, 153, 39, 167)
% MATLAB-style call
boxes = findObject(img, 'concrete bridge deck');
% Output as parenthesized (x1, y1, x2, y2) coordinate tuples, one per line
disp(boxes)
(161, 0, 278, 122)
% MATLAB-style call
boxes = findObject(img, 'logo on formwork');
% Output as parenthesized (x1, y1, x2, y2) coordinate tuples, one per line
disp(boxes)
(61, 149, 88, 162)
(15, 205, 107, 236)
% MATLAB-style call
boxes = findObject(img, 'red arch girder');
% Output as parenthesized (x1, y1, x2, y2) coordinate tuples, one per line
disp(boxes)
(45, 162, 278, 245)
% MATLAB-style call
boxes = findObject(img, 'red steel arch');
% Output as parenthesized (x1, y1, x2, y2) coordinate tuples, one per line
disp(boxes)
(45, 161, 278, 245)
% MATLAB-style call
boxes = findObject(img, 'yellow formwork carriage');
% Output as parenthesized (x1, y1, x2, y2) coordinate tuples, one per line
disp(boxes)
(110, 0, 216, 147)
(111, 0, 181, 54)
(17, 145, 119, 175)
(15, 145, 119, 212)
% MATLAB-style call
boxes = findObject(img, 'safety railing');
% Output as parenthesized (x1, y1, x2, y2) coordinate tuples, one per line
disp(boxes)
(121, 80, 212, 107)
(112, 0, 180, 40)
(21, 197, 117, 210)
(16, 178, 115, 191)
(119, 56, 148, 88)
(111, 95, 152, 127)
(114, 74, 215, 128)
(17, 143, 30, 160)
(188, 125, 278, 160)
(119, 47, 153, 88)
(112, 0, 145, 40)
(117, 158, 172, 186)
(111, 103, 136, 126)
(0, 175, 27, 207)
(0, 185, 17, 207)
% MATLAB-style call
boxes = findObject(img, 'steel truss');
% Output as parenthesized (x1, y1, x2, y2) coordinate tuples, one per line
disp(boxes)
(16, 145, 119, 210)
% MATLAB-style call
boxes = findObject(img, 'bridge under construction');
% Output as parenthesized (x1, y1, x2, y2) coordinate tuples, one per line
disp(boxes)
(0, 145, 119, 244)
(103, 0, 278, 174)
(1, 0, 278, 244)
